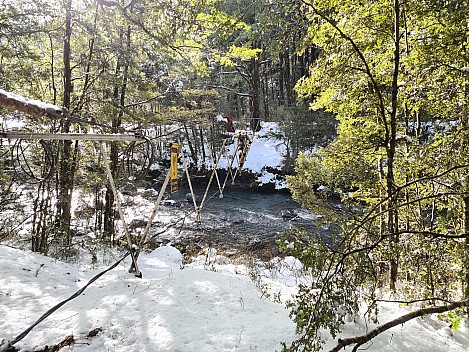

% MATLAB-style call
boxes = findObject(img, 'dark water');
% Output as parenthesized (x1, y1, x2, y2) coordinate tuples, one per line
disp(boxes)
(173, 183, 300, 216)
(153, 183, 317, 253)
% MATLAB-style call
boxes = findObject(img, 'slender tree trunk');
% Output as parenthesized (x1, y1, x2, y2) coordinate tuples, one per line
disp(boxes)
(73, 2, 99, 115)
(284, 49, 293, 106)
(262, 60, 269, 119)
(462, 17, 469, 314)
(48, 33, 57, 105)
(183, 123, 197, 166)
(104, 25, 131, 240)
(464, 194, 469, 309)
(278, 52, 285, 105)
(104, 40, 121, 239)
(388, 0, 401, 291)
(190, 124, 200, 161)
(199, 125, 206, 163)
(32, 182, 51, 253)
(56, 0, 74, 245)
(249, 43, 261, 132)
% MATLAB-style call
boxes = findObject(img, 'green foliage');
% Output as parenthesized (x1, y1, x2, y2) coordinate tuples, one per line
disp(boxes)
(277, 104, 336, 169)
(278, 228, 375, 352)
(217, 45, 262, 67)
(438, 309, 463, 330)
(283, 0, 469, 350)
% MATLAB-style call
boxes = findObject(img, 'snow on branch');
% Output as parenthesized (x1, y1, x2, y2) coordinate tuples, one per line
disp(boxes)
(0, 89, 65, 120)
(329, 299, 469, 352)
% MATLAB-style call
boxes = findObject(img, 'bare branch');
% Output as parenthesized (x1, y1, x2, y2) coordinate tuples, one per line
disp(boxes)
(329, 299, 469, 352)
(441, 63, 469, 73)
(393, 229, 469, 239)
(97, 0, 125, 10)
(397, 164, 469, 190)
(373, 297, 453, 305)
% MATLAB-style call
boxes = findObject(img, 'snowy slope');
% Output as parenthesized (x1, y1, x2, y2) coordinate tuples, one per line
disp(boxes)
(0, 245, 295, 352)
(1, 245, 468, 351)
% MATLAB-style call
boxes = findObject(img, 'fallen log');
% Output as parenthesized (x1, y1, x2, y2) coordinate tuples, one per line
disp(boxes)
(0, 89, 65, 120)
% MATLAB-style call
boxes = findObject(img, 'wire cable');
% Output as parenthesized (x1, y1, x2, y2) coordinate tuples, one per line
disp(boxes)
(10, 251, 131, 346)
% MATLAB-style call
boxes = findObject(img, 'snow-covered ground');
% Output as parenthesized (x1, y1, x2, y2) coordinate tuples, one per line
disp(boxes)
(1, 245, 468, 352)
(0, 245, 296, 352)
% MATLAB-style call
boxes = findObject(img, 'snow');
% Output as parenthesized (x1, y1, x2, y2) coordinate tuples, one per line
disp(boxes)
(0, 116, 25, 130)
(0, 245, 295, 351)
(178, 120, 287, 189)
(0, 89, 61, 112)
(1, 245, 468, 352)
(216, 114, 228, 123)
(1, 118, 468, 351)
(219, 122, 286, 173)
(256, 170, 287, 189)
(241, 122, 287, 173)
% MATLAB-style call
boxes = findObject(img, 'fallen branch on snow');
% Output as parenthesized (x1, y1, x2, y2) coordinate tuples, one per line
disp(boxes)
(329, 299, 469, 352)
(4, 327, 102, 352)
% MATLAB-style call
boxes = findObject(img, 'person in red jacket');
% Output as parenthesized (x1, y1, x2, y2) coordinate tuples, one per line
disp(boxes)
(226, 115, 235, 132)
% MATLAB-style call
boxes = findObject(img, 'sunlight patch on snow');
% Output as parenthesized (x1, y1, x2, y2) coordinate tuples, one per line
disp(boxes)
(193, 280, 219, 295)
(147, 315, 173, 349)
(144, 257, 174, 268)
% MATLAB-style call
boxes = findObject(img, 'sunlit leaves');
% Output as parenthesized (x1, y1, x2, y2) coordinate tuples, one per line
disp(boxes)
(216, 44, 262, 66)
(286, 1, 469, 351)
(196, 9, 249, 38)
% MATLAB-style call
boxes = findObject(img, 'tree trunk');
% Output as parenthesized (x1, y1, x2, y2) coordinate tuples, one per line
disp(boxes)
(278, 52, 285, 105)
(73, 3, 99, 115)
(388, 0, 401, 291)
(262, 59, 270, 119)
(284, 49, 293, 106)
(183, 124, 197, 166)
(56, 0, 74, 245)
(464, 194, 469, 312)
(249, 46, 261, 132)
(32, 182, 53, 253)
(199, 125, 206, 163)
(104, 25, 131, 240)
(463, 16, 469, 315)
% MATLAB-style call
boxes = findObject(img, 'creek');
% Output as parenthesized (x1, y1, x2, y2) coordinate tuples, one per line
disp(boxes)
(144, 182, 323, 256)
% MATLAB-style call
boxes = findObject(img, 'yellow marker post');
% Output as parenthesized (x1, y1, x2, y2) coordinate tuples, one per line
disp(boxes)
(170, 142, 179, 193)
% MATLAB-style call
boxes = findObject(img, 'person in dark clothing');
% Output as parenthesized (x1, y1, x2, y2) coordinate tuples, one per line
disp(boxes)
(226, 115, 235, 132)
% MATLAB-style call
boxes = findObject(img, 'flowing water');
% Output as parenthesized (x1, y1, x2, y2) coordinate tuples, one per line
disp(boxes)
(150, 183, 321, 255)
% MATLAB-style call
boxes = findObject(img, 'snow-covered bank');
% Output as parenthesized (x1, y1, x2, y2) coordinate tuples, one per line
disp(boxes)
(1, 245, 468, 351)
(0, 245, 296, 352)
(207, 121, 289, 190)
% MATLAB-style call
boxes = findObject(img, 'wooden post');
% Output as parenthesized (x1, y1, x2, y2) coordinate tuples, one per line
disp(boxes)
(181, 143, 200, 220)
(197, 139, 227, 222)
(129, 168, 171, 273)
(209, 142, 224, 198)
(99, 142, 141, 277)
